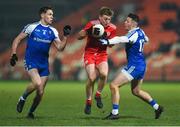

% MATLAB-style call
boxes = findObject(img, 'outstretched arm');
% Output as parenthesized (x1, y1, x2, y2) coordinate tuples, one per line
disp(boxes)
(77, 30, 87, 40)
(100, 36, 130, 45)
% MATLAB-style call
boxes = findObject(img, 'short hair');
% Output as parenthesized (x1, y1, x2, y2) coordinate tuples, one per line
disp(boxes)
(39, 6, 53, 16)
(99, 6, 114, 17)
(128, 13, 139, 23)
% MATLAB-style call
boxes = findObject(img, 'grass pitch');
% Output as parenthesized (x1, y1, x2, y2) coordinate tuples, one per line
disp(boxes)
(0, 81, 179, 126)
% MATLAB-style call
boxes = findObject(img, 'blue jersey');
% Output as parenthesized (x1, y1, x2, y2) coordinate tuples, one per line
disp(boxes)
(126, 27, 148, 66)
(122, 27, 149, 80)
(22, 21, 59, 76)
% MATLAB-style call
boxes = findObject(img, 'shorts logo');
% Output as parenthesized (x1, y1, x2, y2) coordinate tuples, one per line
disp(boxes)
(28, 65, 32, 68)
(107, 31, 111, 36)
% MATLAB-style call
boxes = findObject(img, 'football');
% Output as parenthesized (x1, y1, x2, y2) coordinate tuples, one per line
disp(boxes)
(92, 24, 105, 38)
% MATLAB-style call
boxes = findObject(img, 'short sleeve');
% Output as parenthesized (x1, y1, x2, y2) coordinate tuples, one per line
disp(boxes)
(21, 24, 37, 35)
(83, 21, 93, 31)
(51, 27, 60, 41)
(128, 32, 138, 43)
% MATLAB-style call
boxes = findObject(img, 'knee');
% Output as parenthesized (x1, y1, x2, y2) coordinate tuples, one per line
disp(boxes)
(109, 82, 118, 92)
(88, 75, 96, 83)
(132, 89, 140, 96)
(99, 72, 107, 79)
(34, 80, 42, 87)
(37, 89, 44, 97)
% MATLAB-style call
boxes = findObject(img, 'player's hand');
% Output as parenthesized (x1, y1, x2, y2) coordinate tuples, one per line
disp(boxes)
(99, 39, 109, 45)
(10, 54, 18, 66)
(86, 26, 93, 35)
(101, 31, 107, 39)
(63, 25, 71, 36)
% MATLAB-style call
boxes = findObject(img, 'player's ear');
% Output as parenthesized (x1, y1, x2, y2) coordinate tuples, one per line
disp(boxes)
(40, 13, 44, 19)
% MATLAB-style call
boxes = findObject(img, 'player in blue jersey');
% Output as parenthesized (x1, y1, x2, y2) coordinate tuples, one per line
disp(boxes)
(10, 6, 71, 119)
(100, 13, 164, 120)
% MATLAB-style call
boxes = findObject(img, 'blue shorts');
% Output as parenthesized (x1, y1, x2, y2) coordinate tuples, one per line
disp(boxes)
(24, 59, 49, 77)
(121, 64, 146, 80)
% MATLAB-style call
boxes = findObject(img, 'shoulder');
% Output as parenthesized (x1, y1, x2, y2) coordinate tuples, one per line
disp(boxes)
(89, 19, 100, 25)
(25, 22, 39, 29)
(49, 26, 59, 37)
(22, 22, 39, 33)
(49, 26, 58, 33)
(108, 23, 116, 30)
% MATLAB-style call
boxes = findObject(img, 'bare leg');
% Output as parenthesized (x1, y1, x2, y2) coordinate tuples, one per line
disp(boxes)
(16, 69, 41, 113)
(131, 79, 153, 102)
(110, 73, 129, 105)
(29, 76, 48, 114)
(85, 64, 97, 100)
(96, 62, 108, 93)
(84, 64, 97, 114)
(131, 79, 164, 119)
(21, 82, 36, 100)
(104, 72, 130, 119)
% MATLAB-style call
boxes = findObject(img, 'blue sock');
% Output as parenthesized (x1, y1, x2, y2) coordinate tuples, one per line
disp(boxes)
(149, 99, 156, 106)
(113, 104, 119, 110)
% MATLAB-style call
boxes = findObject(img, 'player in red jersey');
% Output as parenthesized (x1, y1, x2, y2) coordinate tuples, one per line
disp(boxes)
(77, 7, 116, 114)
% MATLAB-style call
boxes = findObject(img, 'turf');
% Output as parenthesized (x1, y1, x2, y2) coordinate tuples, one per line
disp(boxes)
(0, 81, 179, 126)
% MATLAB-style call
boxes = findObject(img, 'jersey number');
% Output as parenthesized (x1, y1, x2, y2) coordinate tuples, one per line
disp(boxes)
(139, 39, 144, 52)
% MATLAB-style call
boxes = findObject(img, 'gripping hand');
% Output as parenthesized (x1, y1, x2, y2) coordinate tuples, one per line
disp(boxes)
(10, 54, 18, 66)
(99, 39, 109, 45)
(101, 31, 107, 39)
(86, 26, 93, 35)
(63, 25, 71, 36)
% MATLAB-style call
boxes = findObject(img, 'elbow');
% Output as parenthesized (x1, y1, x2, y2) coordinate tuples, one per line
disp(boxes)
(77, 35, 85, 40)
(58, 46, 65, 52)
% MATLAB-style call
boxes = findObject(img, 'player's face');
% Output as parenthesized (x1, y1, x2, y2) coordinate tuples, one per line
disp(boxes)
(99, 15, 112, 27)
(124, 17, 133, 30)
(42, 9, 54, 25)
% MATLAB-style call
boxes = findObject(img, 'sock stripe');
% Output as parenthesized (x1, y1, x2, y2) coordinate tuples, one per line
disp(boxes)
(150, 100, 156, 106)
(113, 104, 119, 109)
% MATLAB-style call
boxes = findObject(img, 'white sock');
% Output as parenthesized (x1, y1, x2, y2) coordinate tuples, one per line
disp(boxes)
(153, 104, 159, 110)
(112, 109, 118, 115)
(20, 96, 25, 101)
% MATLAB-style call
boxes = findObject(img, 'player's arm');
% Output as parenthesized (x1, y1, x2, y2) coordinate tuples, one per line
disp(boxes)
(144, 35, 149, 43)
(100, 31, 139, 45)
(53, 36, 67, 51)
(10, 32, 28, 66)
(77, 22, 93, 40)
(100, 36, 130, 45)
(53, 25, 71, 51)
(77, 30, 87, 40)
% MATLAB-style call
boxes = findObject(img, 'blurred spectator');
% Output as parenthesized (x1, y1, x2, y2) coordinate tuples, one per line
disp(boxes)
(53, 54, 62, 80)
(81, 11, 91, 26)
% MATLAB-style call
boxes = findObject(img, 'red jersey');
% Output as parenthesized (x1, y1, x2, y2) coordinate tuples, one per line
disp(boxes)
(83, 19, 116, 54)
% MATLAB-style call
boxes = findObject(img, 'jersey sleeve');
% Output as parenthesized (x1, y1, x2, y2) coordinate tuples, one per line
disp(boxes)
(22, 24, 36, 35)
(108, 36, 129, 44)
(51, 27, 60, 41)
(127, 32, 138, 44)
(83, 21, 93, 31)
(141, 30, 149, 43)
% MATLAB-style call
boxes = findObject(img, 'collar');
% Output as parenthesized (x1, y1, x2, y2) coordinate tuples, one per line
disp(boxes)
(39, 21, 49, 27)
(128, 27, 139, 33)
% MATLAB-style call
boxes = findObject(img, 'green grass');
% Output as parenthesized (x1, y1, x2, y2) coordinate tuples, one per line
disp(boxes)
(0, 81, 179, 126)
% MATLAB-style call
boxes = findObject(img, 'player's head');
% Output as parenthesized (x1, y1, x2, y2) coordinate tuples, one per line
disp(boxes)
(124, 13, 139, 30)
(99, 7, 114, 27)
(39, 6, 54, 25)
